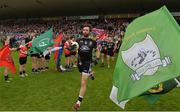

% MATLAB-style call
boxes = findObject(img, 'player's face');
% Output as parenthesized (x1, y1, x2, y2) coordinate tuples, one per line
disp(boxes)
(72, 38, 75, 41)
(5, 40, 9, 45)
(68, 39, 71, 43)
(109, 38, 113, 42)
(83, 27, 90, 37)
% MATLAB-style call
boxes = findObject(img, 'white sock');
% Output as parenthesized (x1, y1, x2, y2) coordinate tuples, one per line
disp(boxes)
(77, 101, 81, 105)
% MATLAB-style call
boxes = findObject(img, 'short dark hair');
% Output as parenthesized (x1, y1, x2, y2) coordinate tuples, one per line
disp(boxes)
(70, 35, 75, 40)
(66, 37, 70, 41)
(83, 24, 92, 31)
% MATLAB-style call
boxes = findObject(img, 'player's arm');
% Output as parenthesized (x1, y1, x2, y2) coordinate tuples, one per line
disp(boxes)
(20, 50, 27, 55)
(10, 48, 17, 51)
(148, 83, 163, 93)
(93, 41, 99, 58)
(64, 43, 69, 50)
(75, 39, 80, 50)
(113, 43, 117, 52)
(115, 41, 119, 49)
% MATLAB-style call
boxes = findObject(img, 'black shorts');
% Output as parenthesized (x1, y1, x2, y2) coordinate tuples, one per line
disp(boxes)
(41, 55, 44, 58)
(101, 49, 107, 54)
(107, 50, 114, 56)
(37, 54, 41, 58)
(65, 54, 71, 57)
(30, 54, 38, 57)
(78, 61, 92, 74)
(71, 51, 77, 56)
(45, 55, 50, 60)
(19, 57, 27, 65)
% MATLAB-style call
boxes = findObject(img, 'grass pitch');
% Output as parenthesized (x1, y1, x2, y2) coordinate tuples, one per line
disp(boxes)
(0, 51, 179, 111)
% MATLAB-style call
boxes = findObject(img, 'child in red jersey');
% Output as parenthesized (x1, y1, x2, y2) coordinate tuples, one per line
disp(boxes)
(18, 43, 28, 77)
(64, 37, 71, 69)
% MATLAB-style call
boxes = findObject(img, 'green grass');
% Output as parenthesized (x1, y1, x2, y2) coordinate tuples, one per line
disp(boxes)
(0, 52, 180, 111)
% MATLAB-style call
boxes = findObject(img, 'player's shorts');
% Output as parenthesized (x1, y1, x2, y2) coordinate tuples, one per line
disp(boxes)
(65, 53, 71, 57)
(45, 55, 50, 60)
(100, 49, 107, 54)
(78, 61, 92, 76)
(107, 50, 114, 57)
(71, 51, 77, 56)
(30, 54, 38, 57)
(37, 54, 41, 58)
(19, 57, 27, 65)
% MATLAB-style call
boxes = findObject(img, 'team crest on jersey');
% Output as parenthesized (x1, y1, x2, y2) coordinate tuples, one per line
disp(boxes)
(122, 34, 171, 81)
(80, 45, 90, 51)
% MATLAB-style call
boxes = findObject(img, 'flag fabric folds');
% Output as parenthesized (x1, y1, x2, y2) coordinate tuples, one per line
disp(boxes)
(110, 6, 180, 108)
(0, 45, 16, 73)
(92, 28, 105, 36)
(29, 28, 54, 54)
(53, 33, 63, 61)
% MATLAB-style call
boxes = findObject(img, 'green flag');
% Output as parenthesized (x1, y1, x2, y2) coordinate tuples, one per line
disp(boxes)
(29, 28, 54, 54)
(28, 47, 39, 55)
(111, 5, 180, 105)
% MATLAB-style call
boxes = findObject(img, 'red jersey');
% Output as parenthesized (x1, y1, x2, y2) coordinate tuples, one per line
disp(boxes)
(64, 41, 71, 55)
(28, 42, 32, 47)
(19, 45, 27, 58)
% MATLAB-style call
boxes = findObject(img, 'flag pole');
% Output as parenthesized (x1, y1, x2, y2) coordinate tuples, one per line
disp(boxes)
(174, 78, 180, 87)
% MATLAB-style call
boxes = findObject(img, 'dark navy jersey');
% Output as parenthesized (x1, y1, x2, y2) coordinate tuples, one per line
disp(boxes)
(76, 37, 97, 62)
(107, 42, 115, 51)
(101, 41, 108, 50)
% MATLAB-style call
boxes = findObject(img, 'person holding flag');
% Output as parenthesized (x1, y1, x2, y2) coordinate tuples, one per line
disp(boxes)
(3, 68, 10, 82)
(28, 28, 54, 73)
(29, 36, 39, 74)
(70, 36, 79, 68)
(53, 33, 66, 71)
(44, 47, 51, 71)
(56, 42, 66, 72)
(17, 43, 28, 77)
(0, 38, 16, 82)
(39, 52, 46, 72)
(64, 37, 72, 70)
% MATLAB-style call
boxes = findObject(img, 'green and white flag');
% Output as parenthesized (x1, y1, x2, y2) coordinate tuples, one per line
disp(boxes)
(110, 6, 180, 109)
(29, 28, 54, 54)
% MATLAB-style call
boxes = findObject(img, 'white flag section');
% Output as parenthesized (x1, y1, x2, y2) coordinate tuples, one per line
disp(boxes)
(109, 86, 129, 109)
(43, 47, 62, 56)
(50, 47, 62, 52)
